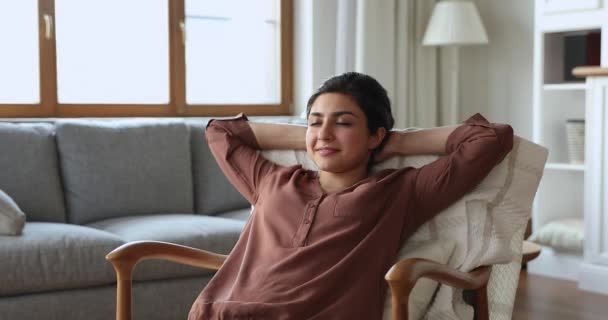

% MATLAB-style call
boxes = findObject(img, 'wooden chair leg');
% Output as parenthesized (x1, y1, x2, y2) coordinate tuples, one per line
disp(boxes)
(105, 241, 228, 320)
(387, 280, 414, 320)
(111, 261, 134, 320)
(474, 284, 489, 320)
(385, 259, 492, 320)
(106, 241, 227, 320)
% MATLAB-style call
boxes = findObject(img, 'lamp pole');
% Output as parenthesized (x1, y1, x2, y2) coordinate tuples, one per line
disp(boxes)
(450, 46, 460, 124)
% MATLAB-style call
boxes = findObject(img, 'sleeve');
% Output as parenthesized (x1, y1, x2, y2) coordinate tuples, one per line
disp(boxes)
(402, 113, 514, 237)
(205, 114, 281, 205)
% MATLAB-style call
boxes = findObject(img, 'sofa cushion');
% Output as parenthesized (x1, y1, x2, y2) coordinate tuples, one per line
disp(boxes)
(87, 213, 247, 281)
(529, 218, 584, 253)
(0, 275, 213, 320)
(216, 207, 252, 221)
(56, 120, 194, 224)
(0, 123, 66, 222)
(0, 222, 124, 296)
(188, 122, 250, 215)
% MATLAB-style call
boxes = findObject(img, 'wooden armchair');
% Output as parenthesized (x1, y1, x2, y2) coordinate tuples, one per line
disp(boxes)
(106, 137, 547, 320)
(106, 240, 493, 320)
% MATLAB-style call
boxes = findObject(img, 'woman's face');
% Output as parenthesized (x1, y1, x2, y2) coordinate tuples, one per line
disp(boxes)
(306, 92, 384, 175)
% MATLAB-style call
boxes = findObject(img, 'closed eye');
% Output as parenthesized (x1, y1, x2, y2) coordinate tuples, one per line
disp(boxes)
(309, 122, 352, 127)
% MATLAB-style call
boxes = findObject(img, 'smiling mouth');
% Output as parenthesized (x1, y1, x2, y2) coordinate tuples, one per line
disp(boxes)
(316, 148, 339, 156)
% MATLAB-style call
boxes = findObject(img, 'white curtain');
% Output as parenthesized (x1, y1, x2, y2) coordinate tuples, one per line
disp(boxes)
(336, 0, 440, 128)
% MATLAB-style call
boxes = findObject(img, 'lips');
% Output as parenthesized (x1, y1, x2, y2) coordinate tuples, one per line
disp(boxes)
(315, 147, 339, 156)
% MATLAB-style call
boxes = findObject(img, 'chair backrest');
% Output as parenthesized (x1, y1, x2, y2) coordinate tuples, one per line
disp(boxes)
(261, 136, 548, 320)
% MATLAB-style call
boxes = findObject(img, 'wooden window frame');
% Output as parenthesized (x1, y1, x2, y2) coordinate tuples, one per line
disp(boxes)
(0, 0, 293, 118)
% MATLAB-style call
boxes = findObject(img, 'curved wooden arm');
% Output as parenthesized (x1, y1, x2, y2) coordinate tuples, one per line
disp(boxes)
(105, 241, 227, 320)
(106, 240, 227, 271)
(385, 258, 491, 320)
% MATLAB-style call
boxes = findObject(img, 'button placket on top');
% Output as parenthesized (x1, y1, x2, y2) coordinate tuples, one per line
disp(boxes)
(292, 197, 322, 247)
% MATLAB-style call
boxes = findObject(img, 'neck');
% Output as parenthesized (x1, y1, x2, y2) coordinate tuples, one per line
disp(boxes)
(318, 167, 368, 193)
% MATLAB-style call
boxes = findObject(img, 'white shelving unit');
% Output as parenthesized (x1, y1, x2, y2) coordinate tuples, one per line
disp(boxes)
(530, 0, 608, 294)
(542, 83, 587, 91)
(545, 163, 585, 171)
(580, 72, 608, 295)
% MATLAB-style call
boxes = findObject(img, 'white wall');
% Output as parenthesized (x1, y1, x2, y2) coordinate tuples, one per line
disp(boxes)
(459, 0, 535, 138)
(294, 0, 535, 135)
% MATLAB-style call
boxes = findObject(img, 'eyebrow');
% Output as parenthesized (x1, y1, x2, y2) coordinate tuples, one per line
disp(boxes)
(309, 111, 358, 118)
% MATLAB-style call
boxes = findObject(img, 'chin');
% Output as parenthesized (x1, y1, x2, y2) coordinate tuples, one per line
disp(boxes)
(312, 158, 341, 172)
(313, 158, 357, 174)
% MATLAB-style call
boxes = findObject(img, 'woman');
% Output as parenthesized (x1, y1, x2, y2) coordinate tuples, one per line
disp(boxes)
(189, 72, 513, 319)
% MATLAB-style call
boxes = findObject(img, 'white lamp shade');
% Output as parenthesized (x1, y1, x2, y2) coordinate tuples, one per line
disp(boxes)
(422, 1, 489, 46)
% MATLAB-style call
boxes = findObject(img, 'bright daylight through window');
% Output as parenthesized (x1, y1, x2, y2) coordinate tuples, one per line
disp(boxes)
(0, 0, 292, 117)
(185, 0, 281, 105)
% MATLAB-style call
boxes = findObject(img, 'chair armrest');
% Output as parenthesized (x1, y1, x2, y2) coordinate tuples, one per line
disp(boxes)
(106, 240, 227, 277)
(522, 240, 541, 263)
(384, 258, 491, 320)
(105, 241, 227, 320)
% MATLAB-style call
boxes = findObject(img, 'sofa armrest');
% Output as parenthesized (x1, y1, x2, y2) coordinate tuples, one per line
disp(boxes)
(384, 258, 491, 320)
(106, 240, 227, 320)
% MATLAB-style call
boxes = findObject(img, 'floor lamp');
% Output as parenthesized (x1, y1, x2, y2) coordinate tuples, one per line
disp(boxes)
(422, 0, 489, 124)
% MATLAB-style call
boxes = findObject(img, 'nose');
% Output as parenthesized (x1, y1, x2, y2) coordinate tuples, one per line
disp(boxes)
(318, 122, 334, 141)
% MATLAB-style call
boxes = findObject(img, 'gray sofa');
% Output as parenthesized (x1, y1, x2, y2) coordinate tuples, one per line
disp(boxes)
(0, 119, 256, 320)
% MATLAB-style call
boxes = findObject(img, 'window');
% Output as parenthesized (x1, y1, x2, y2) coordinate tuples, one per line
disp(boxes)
(0, 0, 293, 117)
(55, 0, 170, 104)
(185, 0, 280, 105)
(0, 0, 40, 105)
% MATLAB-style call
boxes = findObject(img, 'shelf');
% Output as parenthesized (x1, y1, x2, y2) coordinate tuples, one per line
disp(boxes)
(543, 83, 587, 91)
(542, 29, 601, 85)
(545, 163, 585, 171)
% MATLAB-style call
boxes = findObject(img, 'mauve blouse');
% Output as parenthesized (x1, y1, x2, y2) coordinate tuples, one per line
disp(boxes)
(188, 113, 513, 320)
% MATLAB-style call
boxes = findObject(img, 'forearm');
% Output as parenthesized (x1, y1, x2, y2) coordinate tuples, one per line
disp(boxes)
(248, 122, 307, 150)
(388, 125, 459, 156)
(402, 114, 513, 230)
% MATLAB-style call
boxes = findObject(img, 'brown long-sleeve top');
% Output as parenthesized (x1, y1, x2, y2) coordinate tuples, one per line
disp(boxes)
(188, 114, 513, 320)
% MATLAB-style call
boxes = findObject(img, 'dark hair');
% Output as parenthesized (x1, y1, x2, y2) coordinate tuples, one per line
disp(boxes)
(306, 72, 394, 168)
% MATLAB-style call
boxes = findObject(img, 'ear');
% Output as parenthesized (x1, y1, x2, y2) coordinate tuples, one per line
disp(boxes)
(368, 127, 387, 150)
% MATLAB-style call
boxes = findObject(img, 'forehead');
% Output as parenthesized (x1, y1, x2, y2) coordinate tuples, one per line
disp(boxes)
(309, 93, 363, 117)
